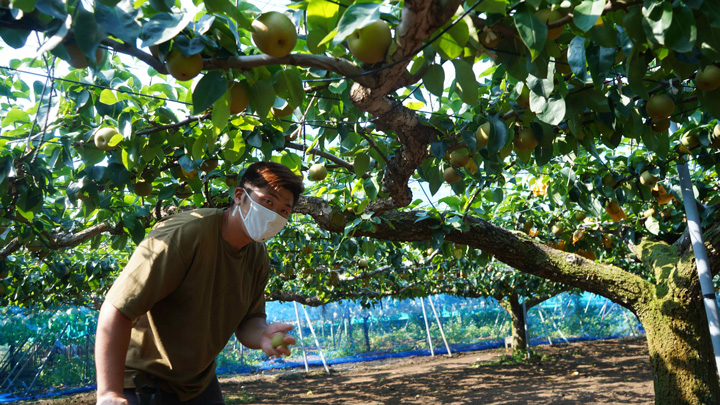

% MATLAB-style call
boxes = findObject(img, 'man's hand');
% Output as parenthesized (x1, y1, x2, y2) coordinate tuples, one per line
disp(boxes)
(97, 393, 128, 404)
(261, 323, 296, 357)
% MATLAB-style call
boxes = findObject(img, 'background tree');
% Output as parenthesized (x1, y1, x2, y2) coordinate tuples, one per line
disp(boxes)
(1, 0, 720, 403)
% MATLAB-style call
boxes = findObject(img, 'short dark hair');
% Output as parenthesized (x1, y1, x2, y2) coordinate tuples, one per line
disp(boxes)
(239, 161, 304, 207)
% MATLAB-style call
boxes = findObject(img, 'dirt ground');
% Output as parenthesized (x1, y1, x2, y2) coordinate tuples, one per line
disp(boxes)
(19, 337, 653, 404)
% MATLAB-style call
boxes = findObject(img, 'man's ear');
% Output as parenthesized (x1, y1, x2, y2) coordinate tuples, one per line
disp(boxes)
(234, 187, 244, 205)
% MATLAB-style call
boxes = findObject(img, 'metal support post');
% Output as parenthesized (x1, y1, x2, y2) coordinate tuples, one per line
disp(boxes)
(677, 161, 720, 376)
(420, 297, 435, 357)
(301, 305, 330, 374)
(522, 300, 530, 360)
(427, 296, 452, 356)
(293, 301, 309, 373)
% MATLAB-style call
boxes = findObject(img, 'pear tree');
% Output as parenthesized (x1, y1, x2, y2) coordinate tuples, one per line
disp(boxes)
(2, 0, 720, 402)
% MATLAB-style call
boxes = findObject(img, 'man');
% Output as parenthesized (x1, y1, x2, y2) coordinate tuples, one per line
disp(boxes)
(95, 161, 305, 405)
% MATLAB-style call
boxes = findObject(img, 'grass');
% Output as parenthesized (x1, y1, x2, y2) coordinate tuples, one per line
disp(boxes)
(224, 390, 255, 404)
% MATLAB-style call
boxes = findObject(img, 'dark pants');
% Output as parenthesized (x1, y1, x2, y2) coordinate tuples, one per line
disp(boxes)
(124, 376, 225, 405)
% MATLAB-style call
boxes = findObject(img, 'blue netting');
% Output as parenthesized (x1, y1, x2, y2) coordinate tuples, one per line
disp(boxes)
(0, 292, 645, 403)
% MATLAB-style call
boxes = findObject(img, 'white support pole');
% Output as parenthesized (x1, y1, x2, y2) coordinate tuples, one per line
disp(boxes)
(621, 309, 638, 337)
(677, 161, 720, 376)
(490, 308, 502, 337)
(420, 297, 435, 357)
(541, 305, 569, 344)
(584, 293, 594, 314)
(293, 301, 309, 373)
(427, 296, 452, 356)
(536, 305, 554, 345)
(522, 300, 530, 359)
(301, 305, 330, 375)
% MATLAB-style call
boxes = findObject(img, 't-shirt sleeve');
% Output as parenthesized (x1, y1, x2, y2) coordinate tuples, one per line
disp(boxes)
(241, 249, 270, 322)
(105, 234, 188, 320)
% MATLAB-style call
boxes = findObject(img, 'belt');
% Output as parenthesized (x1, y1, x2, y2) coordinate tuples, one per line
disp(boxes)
(132, 373, 158, 405)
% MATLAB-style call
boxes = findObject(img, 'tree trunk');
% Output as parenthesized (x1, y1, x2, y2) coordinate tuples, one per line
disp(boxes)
(498, 293, 528, 354)
(629, 238, 720, 404)
(638, 298, 718, 404)
(498, 293, 556, 354)
(508, 294, 528, 354)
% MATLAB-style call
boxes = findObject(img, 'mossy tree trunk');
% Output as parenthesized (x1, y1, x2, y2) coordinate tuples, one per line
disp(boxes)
(502, 293, 527, 354)
(300, 204, 720, 403)
(631, 240, 720, 404)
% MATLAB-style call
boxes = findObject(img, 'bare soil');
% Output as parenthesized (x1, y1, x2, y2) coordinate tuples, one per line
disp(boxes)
(19, 337, 654, 404)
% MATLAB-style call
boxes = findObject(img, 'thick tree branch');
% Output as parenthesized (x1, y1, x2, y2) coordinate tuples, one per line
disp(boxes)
(206, 53, 370, 86)
(285, 142, 354, 172)
(293, 207, 654, 310)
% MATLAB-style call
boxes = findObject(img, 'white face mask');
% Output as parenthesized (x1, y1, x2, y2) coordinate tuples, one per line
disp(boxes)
(232, 188, 288, 242)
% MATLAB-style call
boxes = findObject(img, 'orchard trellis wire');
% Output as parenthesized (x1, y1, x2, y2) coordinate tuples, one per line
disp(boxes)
(0, 292, 645, 403)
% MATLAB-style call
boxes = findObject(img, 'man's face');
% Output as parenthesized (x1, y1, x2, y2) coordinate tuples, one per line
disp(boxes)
(237, 185, 294, 219)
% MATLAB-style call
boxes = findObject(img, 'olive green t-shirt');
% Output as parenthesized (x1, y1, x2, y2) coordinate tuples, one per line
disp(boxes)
(105, 208, 269, 401)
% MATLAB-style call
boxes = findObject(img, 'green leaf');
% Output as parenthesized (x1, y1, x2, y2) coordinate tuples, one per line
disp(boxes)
(644, 216, 660, 235)
(205, 0, 250, 29)
(423, 64, 445, 97)
(1, 109, 30, 126)
(623, 5, 646, 46)
(665, 5, 696, 53)
(586, 45, 615, 87)
(192, 71, 227, 113)
(272, 67, 305, 108)
(536, 94, 566, 126)
(212, 90, 231, 133)
(354, 154, 370, 177)
(492, 188, 504, 203)
(0, 27, 30, 49)
(333, 2, 383, 45)
(99, 89, 119, 105)
(307, 0, 339, 52)
(249, 79, 275, 119)
(477, 0, 508, 15)
(95, 3, 141, 45)
(513, 4, 546, 61)
(452, 59, 478, 106)
(35, 0, 67, 19)
(696, 13, 720, 59)
(74, 5, 106, 61)
(535, 141, 554, 166)
(704, 3, 720, 28)
(0, 157, 12, 185)
(221, 132, 246, 163)
(573, 0, 606, 32)
(432, 18, 469, 60)
(568, 36, 587, 80)
(487, 114, 509, 155)
(697, 87, 720, 119)
(461, 130, 477, 152)
(363, 177, 377, 200)
(642, 2, 673, 46)
(627, 51, 650, 100)
(140, 12, 193, 47)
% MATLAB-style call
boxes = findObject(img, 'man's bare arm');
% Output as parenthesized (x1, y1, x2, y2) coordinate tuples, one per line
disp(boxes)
(236, 317, 295, 357)
(95, 301, 132, 404)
